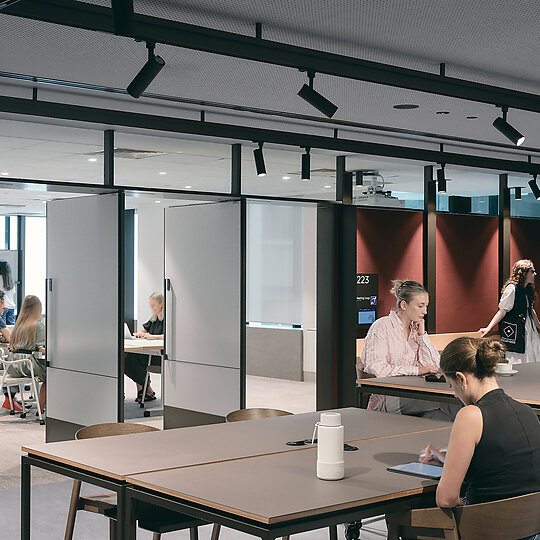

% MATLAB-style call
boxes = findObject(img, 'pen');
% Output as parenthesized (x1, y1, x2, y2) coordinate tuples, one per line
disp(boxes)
(420, 447, 447, 463)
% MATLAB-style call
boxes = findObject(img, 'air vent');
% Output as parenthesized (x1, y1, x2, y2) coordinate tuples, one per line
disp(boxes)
(87, 148, 168, 159)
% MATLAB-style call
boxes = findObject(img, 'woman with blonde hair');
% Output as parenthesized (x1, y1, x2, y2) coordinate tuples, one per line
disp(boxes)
(479, 259, 540, 364)
(125, 292, 164, 403)
(6, 295, 46, 412)
(361, 279, 457, 420)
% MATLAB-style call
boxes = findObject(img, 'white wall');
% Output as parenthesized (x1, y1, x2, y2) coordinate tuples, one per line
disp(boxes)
(247, 202, 304, 325)
(136, 206, 164, 329)
(302, 206, 317, 375)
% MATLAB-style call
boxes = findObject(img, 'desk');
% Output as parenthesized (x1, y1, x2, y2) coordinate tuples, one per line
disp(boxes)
(127, 429, 451, 539)
(124, 338, 163, 353)
(357, 362, 540, 412)
(21, 408, 451, 539)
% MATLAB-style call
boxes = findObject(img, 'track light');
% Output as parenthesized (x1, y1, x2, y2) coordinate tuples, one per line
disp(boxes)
(253, 142, 266, 177)
(493, 106, 525, 146)
(355, 171, 364, 186)
(297, 71, 338, 118)
(437, 165, 447, 193)
(529, 175, 540, 200)
(301, 148, 311, 180)
(514, 187, 522, 200)
(127, 41, 165, 98)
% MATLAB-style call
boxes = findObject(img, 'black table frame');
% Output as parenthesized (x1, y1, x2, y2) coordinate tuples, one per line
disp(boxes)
(125, 483, 437, 540)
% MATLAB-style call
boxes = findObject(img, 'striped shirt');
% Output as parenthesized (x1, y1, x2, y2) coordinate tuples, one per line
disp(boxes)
(360, 310, 440, 411)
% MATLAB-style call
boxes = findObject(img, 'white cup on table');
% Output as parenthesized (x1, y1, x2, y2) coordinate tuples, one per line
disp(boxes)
(496, 362, 512, 373)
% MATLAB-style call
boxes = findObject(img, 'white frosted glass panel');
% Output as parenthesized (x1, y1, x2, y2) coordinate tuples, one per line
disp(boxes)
(47, 368, 117, 426)
(163, 360, 240, 417)
(24, 217, 46, 308)
(47, 193, 118, 377)
(165, 202, 240, 369)
(247, 202, 304, 325)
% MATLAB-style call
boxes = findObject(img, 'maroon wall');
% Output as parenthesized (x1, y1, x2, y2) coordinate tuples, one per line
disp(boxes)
(357, 208, 423, 319)
(511, 218, 540, 312)
(436, 214, 498, 333)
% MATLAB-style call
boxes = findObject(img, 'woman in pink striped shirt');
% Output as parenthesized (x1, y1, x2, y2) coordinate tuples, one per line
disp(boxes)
(361, 280, 458, 420)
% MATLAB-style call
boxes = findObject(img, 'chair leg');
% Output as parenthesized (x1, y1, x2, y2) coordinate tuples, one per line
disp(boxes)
(109, 519, 117, 540)
(64, 480, 82, 540)
(329, 524, 338, 540)
(210, 523, 221, 540)
(189, 527, 199, 540)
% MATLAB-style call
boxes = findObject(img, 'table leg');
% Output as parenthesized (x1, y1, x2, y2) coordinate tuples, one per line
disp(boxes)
(21, 456, 31, 540)
(118, 486, 136, 540)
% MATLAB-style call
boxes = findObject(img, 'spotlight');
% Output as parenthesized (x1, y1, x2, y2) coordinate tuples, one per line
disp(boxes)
(355, 171, 364, 186)
(297, 71, 338, 118)
(301, 148, 311, 180)
(529, 175, 540, 200)
(515, 187, 522, 200)
(127, 41, 165, 98)
(493, 106, 525, 146)
(253, 142, 266, 177)
(437, 165, 447, 193)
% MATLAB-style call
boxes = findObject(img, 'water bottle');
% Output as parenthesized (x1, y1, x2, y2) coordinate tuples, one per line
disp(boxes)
(313, 412, 344, 480)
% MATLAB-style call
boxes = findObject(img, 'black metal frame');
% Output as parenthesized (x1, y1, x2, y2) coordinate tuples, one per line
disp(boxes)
(5, 0, 540, 114)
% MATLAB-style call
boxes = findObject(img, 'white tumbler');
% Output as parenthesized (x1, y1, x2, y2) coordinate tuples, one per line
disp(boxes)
(315, 412, 344, 480)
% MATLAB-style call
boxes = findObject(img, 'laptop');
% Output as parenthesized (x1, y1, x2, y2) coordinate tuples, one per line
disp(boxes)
(124, 323, 142, 340)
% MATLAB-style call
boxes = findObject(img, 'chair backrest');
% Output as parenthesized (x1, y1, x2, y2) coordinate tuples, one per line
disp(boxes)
(75, 422, 159, 440)
(453, 491, 540, 540)
(226, 408, 293, 422)
(428, 331, 482, 353)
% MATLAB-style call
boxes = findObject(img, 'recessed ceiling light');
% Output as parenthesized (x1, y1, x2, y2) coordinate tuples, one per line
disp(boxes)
(466, 116, 478, 119)
(282, 176, 291, 180)
(88, 158, 97, 162)
(1, 172, 8, 176)
(323, 185, 332, 189)
(436, 111, 450, 115)
(159, 171, 167, 175)
(155, 200, 161, 203)
(393, 104, 419, 110)
(184, 185, 192, 189)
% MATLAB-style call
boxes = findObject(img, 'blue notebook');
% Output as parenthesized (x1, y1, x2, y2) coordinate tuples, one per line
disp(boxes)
(387, 462, 443, 480)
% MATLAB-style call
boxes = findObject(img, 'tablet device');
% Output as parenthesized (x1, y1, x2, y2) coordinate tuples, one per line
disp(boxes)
(387, 462, 443, 480)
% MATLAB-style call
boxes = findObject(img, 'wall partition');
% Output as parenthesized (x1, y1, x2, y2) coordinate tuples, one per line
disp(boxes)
(163, 200, 244, 428)
(46, 192, 122, 441)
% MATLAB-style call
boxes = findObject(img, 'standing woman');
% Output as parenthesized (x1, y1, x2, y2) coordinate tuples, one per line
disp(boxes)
(360, 280, 455, 419)
(0, 261, 16, 325)
(6, 295, 46, 412)
(479, 259, 540, 364)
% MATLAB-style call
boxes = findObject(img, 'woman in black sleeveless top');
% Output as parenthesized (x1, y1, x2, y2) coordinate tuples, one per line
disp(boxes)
(421, 337, 540, 539)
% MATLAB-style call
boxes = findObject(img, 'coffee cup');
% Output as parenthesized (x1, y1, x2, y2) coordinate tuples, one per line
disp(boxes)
(496, 362, 512, 373)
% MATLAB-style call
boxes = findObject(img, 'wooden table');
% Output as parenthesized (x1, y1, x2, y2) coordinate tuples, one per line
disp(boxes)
(126, 429, 451, 539)
(21, 408, 451, 539)
(357, 362, 540, 412)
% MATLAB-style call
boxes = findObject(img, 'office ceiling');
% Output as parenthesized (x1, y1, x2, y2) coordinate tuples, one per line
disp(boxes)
(0, 0, 539, 207)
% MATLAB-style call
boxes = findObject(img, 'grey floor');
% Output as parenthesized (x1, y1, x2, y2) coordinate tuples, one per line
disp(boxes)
(0, 376, 387, 539)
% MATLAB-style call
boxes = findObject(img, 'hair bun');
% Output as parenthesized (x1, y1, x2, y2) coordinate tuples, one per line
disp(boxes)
(476, 338, 506, 374)
(390, 280, 404, 297)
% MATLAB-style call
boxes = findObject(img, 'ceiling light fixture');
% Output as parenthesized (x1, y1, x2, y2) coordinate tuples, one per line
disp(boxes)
(282, 176, 291, 180)
(355, 171, 364, 186)
(393, 104, 419, 110)
(159, 171, 167, 175)
(253, 142, 266, 177)
(514, 187, 522, 200)
(528, 174, 540, 200)
(0, 172, 8, 176)
(127, 41, 165, 98)
(301, 147, 311, 181)
(155, 200, 161, 203)
(323, 185, 332, 189)
(297, 71, 338, 118)
(437, 165, 447, 193)
(88, 158, 97, 162)
(184, 185, 192, 189)
(493, 106, 525, 146)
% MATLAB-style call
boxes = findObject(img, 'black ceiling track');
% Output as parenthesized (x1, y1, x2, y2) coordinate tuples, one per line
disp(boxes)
(0, 94, 538, 176)
(4, 0, 540, 114)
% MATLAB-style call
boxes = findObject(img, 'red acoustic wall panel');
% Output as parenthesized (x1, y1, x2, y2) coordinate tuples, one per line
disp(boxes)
(436, 214, 498, 333)
(357, 208, 423, 319)
(510, 218, 540, 312)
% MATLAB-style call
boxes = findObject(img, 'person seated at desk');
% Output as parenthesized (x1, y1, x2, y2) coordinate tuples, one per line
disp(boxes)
(6, 295, 46, 413)
(420, 337, 540, 539)
(361, 279, 456, 420)
(125, 292, 164, 403)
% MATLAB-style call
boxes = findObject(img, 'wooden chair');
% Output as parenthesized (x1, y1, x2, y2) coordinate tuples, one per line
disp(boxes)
(226, 407, 293, 422)
(386, 491, 540, 540)
(64, 422, 215, 540)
